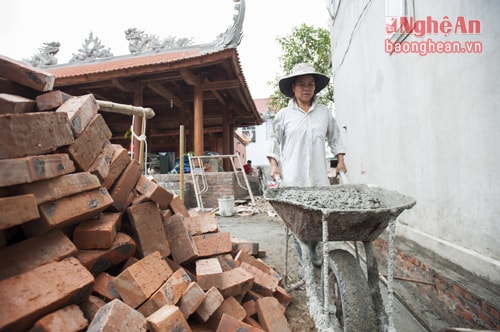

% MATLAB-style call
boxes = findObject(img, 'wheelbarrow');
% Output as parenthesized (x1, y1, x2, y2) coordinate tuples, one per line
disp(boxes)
(265, 184, 416, 332)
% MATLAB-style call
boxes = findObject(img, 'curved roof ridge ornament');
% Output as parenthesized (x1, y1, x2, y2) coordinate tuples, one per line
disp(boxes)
(213, 0, 245, 49)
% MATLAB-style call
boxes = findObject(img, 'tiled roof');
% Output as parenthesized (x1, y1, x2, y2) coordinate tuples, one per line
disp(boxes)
(47, 48, 203, 79)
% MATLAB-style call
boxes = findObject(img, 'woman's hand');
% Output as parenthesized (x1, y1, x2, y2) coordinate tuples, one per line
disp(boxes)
(268, 158, 282, 181)
(336, 154, 347, 175)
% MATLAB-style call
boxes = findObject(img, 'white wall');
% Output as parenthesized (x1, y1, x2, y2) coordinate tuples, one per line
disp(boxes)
(330, 0, 500, 283)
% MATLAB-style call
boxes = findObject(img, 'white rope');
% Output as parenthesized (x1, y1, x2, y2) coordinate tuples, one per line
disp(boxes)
(130, 109, 148, 174)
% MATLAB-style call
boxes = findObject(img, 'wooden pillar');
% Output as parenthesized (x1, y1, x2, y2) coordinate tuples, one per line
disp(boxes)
(193, 84, 203, 156)
(132, 88, 144, 162)
(222, 105, 232, 171)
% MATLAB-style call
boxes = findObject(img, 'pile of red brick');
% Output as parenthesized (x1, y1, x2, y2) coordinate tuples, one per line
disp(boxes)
(0, 55, 293, 331)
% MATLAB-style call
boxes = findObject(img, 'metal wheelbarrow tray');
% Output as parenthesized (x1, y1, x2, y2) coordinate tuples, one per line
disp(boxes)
(265, 184, 416, 242)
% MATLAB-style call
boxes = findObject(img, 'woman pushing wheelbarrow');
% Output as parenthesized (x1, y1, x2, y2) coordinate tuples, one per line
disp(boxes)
(266, 64, 416, 331)
(266, 62, 347, 271)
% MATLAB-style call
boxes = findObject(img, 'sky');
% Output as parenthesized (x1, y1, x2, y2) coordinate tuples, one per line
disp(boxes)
(0, 0, 331, 98)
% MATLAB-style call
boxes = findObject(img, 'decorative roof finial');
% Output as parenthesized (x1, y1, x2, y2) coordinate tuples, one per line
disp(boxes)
(213, 0, 245, 49)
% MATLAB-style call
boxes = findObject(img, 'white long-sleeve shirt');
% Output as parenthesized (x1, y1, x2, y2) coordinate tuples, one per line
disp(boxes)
(267, 98, 346, 187)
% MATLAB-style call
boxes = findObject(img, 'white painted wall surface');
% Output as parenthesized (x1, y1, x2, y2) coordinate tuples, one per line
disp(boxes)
(330, 0, 500, 283)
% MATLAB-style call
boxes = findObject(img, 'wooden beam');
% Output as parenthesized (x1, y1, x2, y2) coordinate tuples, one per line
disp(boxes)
(146, 82, 184, 108)
(201, 79, 240, 91)
(180, 68, 200, 85)
(210, 89, 226, 106)
(111, 78, 139, 92)
(96, 100, 155, 119)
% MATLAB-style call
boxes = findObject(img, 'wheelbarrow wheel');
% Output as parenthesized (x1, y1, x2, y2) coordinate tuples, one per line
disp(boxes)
(325, 249, 377, 331)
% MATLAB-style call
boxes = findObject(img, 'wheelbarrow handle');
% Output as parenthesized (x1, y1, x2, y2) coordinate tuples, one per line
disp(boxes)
(339, 170, 349, 184)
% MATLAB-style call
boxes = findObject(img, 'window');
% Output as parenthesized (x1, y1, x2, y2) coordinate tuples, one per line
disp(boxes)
(385, 0, 415, 43)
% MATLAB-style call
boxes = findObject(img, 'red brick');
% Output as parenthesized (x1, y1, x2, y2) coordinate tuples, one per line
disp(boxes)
(146, 304, 192, 332)
(77, 232, 136, 275)
(0, 229, 77, 280)
(242, 299, 257, 318)
(35, 90, 72, 111)
(102, 144, 130, 189)
(234, 250, 278, 277)
(164, 214, 199, 264)
(0, 92, 35, 114)
(0, 112, 74, 159)
(217, 253, 238, 271)
(196, 258, 223, 291)
(232, 238, 260, 256)
(193, 232, 232, 258)
(178, 281, 206, 319)
(93, 272, 120, 301)
(14, 172, 100, 204)
(0, 193, 39, 230)
(216, 313, 265, 332)
(127, 201, 171, 258)
(131, 193, 149, 205)
(87, 299, 147, 332)
(79, 295, 107, 322)
(238, 262, 281, 297)
(217, 267, 254, 298)
(243, 290, 264, 303)
(123, 256, 140, 269)
(207, 296, 247, 330)
(109, 159, 143, 211)
(22, 187, 114, 236)
(195, 286, 224, 322)
(135, 175, 173, 209)
(184, 212, 219, 236)
(28, 304, 88, 332)
(274, 286, 293, 310)
(73, 212, 122, 250)
(161, 208, 173, 220)
(256, 296, 292, 332)
(243, 316, 265, 330)
(169, 195, 190, 217)
(112, 251, 173, 308)
(56, 94, 98, 137)
(0, 153, 75, 187)
(0, 54, 55, 91)
(0, 257, 94, 331)
(88, 142, 115, 182)
(137, 267, 192, 317)
(66, 113, 112, 171)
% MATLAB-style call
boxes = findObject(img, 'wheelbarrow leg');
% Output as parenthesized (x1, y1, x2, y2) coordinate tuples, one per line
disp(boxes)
(364, 241, 389, 331)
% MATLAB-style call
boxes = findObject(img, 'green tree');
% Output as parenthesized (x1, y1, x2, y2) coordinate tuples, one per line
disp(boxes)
(268, 23, 332, 110)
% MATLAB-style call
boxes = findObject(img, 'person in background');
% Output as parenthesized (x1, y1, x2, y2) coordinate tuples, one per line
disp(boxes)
(243, 160, 253, 175)
(266, 63, 347, 268)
